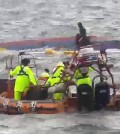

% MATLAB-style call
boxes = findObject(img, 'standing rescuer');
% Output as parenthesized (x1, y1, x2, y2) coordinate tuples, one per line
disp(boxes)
(74, 64, 94, 111)
(10, 58, 37, 101)
(74, 65, 93, 86)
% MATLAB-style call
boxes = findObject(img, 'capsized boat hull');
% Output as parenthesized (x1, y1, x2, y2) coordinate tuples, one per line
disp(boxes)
(0, 36, 120, 50)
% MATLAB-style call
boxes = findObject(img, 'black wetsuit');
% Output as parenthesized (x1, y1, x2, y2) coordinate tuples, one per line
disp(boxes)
(76, 22, 90, 48)
(79, 26, 86, 37)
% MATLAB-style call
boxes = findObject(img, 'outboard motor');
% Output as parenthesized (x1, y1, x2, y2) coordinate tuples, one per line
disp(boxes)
(77, 84, 94, 111)
(95, 82, 110, 110)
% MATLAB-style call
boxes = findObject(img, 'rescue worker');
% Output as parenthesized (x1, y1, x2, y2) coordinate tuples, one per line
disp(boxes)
(74, 65, 93, 86)
(26, 62, 76, 101)
(29, 62, 66, 101)
(51, 62, 65, 100)
(47, 61, 76, 100)
(41, 61, 74, 100)
(52, 62, 65, 82)
(38, 68, 51, 86)
(10, 58, 37, 101)
(40, 68, 59, 88)
(26, 63, 70, 101)
(74, 64, 94, 111)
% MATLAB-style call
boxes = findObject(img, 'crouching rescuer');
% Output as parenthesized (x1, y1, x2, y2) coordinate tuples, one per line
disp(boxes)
(50, 62, 66, 100)
(10, 58, 37, 101)
(47, 61, 74, 101)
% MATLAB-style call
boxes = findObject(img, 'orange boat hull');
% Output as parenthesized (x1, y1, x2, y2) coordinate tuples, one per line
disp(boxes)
(0, 79, 120, 114)
(0, 97, 78, 114)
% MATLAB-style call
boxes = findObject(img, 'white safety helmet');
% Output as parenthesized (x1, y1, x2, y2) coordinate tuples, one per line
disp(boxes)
(41, 72, 50, 78)
(56, 62, 64, 67)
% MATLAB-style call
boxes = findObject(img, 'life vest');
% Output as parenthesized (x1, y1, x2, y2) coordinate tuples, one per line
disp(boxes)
(62, 74, 71, 82)
(38, 72, 50, 86)
(52, 63, 72, 84)
(74, 67, 93, 80)
(52, 66, 65, 84)
(52, 66, 64, 78)
(76, 76, 92, 86)
(52, 63, 65, 100)
(17, 66, 28, 76)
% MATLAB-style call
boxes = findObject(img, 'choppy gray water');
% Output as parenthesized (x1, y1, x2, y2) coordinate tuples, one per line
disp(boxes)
(1, 112, 120, 134)
(0, 0, 120, 42)
(0, 0, 120, 134)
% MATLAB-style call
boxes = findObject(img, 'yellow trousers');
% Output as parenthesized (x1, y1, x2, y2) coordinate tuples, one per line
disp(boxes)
(53, 93, 64, 100)
(14, 91, 23, 101)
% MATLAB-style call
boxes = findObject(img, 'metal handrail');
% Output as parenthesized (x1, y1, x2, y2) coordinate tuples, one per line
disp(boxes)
(18, 52, 38, 77)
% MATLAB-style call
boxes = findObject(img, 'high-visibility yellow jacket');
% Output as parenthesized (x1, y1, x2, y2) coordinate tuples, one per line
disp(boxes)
(10, 65, 37, 92)
(74, 67, 93, 86)
(74, 67, 93, 79)
(52, 66, 64, 84)
(76, 77, 92, 86)
(52, 66, 64, 77)
(52, 66, 65, 100)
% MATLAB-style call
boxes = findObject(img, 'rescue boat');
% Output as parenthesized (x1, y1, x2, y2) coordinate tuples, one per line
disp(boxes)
(0, 51, 78, 115)
(0, 47, 119, 115)
(0, 78, 78, 115)
(0, 36, 120, 115)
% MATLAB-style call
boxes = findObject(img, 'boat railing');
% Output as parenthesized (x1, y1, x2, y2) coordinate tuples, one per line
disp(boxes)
(5, 52, 39, 77)
(18, 52, 39, 77)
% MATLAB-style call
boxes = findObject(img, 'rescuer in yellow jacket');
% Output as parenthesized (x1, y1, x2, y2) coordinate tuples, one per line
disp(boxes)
(51, 61, 71, 100)
(51, 62, 65, 100)
(74, 65, 93, 86)
(40, 69, 55, 87)
(10, 58, 37, 101)
(52, 62, 65, 83)
(39, 62, 71, 101)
